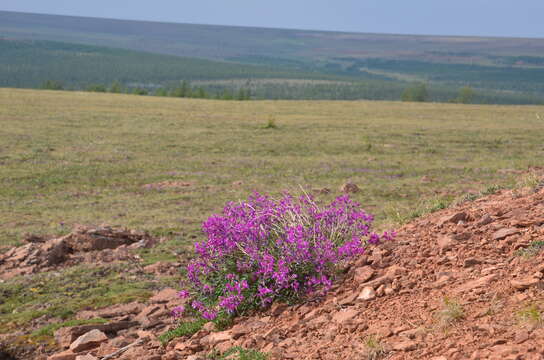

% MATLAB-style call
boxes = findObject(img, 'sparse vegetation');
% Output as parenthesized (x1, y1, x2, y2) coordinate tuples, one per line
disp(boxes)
(515, 241, 544, 258)
(517, 303, 543, 327)
(263, 116, 278, 129)
(401, 83, 428, 102)
(362, 335, 388, 360)
(158, 319, 207, 345)
(208, 346, 268, 360)
(436, 297, 464, 328)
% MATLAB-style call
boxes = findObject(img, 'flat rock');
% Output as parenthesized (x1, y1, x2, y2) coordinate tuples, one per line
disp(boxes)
(56, 321, 138, 348)
(492, 228, 520, 241)
(75, 355, 98, 360)
(47, 350, 77, 360)
(149, 288, 179, 304)
(511, 277, 542, 290)
(69, 329, 108, 352)
(455, 274, 498, 293)
(437, 235, 454, 253)
(332, 308, 359, 324)
(358, 286, 376, 301)
(438, 212, 467, 226)
(199, 331, 232, 346)
(391, 339, 417, 351)
(353, 266, 375, 283)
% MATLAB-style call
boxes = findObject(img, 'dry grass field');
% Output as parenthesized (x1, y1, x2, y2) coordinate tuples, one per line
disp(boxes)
(1, 88, 544, 248)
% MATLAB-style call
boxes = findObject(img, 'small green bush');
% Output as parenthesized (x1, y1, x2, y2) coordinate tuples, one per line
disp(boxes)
(208, 346, 268, 360)
(158, 319, 206, 345)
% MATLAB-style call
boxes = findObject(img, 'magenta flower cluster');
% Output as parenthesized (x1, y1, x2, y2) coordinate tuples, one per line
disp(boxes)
(175, 192, 393, 320)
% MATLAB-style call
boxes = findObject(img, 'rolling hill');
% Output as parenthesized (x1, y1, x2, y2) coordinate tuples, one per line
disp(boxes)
(1, 10, 544, 103)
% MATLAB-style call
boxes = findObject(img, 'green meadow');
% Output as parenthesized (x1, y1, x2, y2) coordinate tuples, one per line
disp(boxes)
(2, 88, 543, 248)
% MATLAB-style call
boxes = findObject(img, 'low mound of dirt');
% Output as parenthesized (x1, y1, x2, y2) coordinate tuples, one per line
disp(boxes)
(39, 184, 544, 359)
(0, 226, 157, 280)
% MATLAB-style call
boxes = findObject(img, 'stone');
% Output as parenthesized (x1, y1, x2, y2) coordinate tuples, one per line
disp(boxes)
(464, 258, 482, 267)
(455, 274, 498, 293)
(149, 288, 179, 304)
(437, 235, 455, 253)
(42, 238, 69, 266)
(353, 266, 375, 283)
(47, 351, 77, 360)
(390, 339, 417, 351)
(492, 228, 520, 241)
(511, 277, 542, 290)
(77, 303, 143, 320)
(340, 183, 360, 193)
(199, 331, 232, 346)
(69, 329, 108, 352)
(477, 214, 494, 226)
(332, 308, 359, 323)
(270, 303, 288, 316)
(358, 286, 376, 301)
(231, 320, 265, 339)
(361, 274, 392, 289)
(339, 291, 359, 305)
(384, 286, 395, 296)
(75, 355, 98, 360)
(55, 321, 137, 348)
(438, 212, 467, 226)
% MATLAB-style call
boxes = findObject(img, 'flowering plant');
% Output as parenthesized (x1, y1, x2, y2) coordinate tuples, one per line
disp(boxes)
(174, 192, 393, 321)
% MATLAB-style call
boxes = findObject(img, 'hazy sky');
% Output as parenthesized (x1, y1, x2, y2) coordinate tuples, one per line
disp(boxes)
(1, 0, 543, 38)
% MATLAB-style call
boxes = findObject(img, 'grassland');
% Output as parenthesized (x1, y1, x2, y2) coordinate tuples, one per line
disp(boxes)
(1, 88, 544, 343)
(2, 88, 544, 249)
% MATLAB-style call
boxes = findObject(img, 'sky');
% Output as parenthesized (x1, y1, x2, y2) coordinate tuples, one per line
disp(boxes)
(1, 0, 544, 38)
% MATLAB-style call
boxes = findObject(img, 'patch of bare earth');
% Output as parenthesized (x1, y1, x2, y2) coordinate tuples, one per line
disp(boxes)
(7, 183, 544, 360)
(0, 226, 159, 280)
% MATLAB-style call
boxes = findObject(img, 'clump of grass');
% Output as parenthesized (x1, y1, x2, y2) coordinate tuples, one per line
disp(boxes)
(263, 116, 277, 129)
(362, 335, 388, 360)
(208, 346, 268, 360)
(383, 195, 454, 224)
(517, 304, 543, 327)
(436, 297, 464, 328)
(515, 241, 544, 258)
(158, 319, 207, 345)
(481, 184, 502, 195)
(515, 171, 543, 192)
(454, 192, 481, 205)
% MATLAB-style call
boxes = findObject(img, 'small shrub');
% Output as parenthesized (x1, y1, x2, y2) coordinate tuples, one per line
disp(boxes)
(263, 116, 277, 129)
(132, 87, 148, 96)
(158, 319, 206, 345)
(175, 192, 393, 322)
(85, 84, 107, 93)
(41, 80, 63, 91)
(517, 304, 543, 327)
(208, 346, 268, 360)
(516, 241, 544, 258)
(363, 335, 388, 360)
(481, 184, 502, 195)
(455, 192, 481, 205)
(436, 297, 464, 328)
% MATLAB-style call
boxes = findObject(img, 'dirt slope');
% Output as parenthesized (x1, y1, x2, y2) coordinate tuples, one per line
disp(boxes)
(7, 182, 544, 360)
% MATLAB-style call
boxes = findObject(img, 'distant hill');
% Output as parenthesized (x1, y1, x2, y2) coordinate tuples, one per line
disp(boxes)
(2, 10, 544, 63)
(0, 38, 356, 88)
(1, 11, 544, 104)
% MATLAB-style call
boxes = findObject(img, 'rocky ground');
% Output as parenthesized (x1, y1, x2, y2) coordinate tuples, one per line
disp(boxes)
(2, 181, 544, 360)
